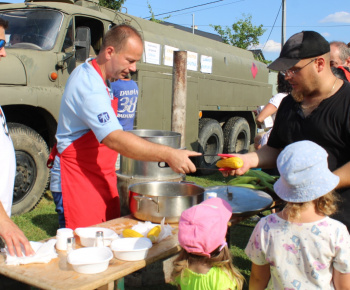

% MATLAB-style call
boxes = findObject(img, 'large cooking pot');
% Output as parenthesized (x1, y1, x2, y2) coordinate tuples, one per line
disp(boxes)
(120, 130, 181, 178)
(129, 181, 205, 223)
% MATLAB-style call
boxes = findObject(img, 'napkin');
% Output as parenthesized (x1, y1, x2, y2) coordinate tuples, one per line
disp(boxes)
(131, 218, 173, 243)
(5, 239, 58, 265)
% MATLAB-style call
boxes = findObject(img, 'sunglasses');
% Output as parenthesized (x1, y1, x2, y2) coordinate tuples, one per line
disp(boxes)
(0, 39, 6, 49)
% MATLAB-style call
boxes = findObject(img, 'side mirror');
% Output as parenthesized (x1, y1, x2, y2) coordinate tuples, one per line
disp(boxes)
(74, 26, 91, 61)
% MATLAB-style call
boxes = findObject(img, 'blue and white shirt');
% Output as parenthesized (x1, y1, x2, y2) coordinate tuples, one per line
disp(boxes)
(50, 58, 122, 192)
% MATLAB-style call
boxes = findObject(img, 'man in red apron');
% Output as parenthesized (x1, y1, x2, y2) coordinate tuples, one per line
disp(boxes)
(49, 24, 200, 230)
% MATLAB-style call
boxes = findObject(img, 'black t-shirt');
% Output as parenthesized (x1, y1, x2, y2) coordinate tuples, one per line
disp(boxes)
(268, 81, 350, 228)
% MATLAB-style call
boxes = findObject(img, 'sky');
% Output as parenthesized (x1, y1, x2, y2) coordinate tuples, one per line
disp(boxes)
(122, 0, 350, 61)
(5, 0, 350, 61)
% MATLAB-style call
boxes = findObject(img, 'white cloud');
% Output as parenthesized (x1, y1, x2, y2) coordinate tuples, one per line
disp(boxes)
(321, 32, 330, 37)
(320, 12, 350, 23)
(250, 40, 281, 52)
(264, 40, 282, 52)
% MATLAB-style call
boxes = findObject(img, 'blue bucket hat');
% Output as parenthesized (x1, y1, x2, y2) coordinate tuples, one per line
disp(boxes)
(274, 141, 339, 203)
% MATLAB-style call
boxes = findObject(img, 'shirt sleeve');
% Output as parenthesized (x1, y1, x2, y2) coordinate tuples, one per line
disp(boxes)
(269, 93, 287, 108)
(245, 220, 268, 265)
(74, 76, 123, 142)
(333, 224, 350, 273)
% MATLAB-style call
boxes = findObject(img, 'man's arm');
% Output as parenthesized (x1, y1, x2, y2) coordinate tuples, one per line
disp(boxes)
(333, 162, 350, 189)
(102, 130, 201, 174)
(0, 203, 34, 257)
(249, 263, 270, 290)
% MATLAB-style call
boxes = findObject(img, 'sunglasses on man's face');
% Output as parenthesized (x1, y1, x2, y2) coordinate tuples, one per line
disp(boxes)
(0, 39, 6, 50)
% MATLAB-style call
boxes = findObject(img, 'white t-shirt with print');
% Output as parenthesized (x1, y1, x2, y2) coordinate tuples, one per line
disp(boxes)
(0, 106, 16, 217)
(245, 214, 350, 290)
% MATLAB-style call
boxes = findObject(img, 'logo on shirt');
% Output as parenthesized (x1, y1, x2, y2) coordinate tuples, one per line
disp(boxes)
(97, 112, 110, 124)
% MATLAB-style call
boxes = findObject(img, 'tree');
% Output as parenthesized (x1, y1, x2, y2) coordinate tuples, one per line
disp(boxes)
(99, 0, 125, 11)
(211, 14, 265, 49)
(147, 0, 171, 23)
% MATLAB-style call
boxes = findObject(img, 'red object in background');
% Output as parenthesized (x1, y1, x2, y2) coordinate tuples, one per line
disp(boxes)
(251, 63, 258, 79)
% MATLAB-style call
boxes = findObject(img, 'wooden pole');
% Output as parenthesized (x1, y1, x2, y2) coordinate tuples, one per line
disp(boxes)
(171, 51, 187, 149)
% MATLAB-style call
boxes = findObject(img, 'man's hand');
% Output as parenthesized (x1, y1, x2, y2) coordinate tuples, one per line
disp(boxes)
(221, 145, 281, 177)
(221, 152, 256, 177)
(164, 149, 201, 174)
(0, 204, 34, 257)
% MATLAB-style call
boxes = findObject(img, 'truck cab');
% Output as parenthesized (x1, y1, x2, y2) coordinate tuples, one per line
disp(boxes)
(0, 0, 114, 214)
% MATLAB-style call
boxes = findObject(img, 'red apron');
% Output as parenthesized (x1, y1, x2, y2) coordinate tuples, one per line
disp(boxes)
(60, 59, 120, 230)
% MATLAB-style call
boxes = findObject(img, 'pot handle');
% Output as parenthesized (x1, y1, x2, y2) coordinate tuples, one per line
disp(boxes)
(133, 195, 160, 212)
(179, 180, 195, 185)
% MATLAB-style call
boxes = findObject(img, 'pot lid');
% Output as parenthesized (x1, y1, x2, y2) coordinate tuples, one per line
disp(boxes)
(205, 186, 273, 217)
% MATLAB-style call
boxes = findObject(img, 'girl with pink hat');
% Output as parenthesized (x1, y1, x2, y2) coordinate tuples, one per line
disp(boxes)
(170, 197, 244, 290)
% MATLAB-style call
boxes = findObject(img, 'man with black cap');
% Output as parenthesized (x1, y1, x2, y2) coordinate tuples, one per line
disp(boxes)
(226, 31, 350, 230)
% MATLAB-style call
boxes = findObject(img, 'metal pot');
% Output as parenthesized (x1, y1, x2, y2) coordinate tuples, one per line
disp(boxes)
(120, 130, 181, 178)
(129, 181, 205, 223)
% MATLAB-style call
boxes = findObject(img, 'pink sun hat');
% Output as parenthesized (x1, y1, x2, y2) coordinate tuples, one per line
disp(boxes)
(178, 197, 232, 258)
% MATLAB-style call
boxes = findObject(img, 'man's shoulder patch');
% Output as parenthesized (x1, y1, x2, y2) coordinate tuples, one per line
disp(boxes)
(97, 112, 110, 124)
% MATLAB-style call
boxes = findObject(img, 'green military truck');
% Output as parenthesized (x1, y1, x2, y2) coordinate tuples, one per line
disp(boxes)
(0, 0, 271, 214)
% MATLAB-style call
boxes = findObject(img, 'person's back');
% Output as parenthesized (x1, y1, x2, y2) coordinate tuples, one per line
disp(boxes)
(111, 78, 138, 131)
(171, 198, 244, 290)
(245, 141, 350, 289)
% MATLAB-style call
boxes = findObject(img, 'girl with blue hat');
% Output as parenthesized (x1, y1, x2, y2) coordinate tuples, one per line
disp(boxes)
(245, 140, 350, 289)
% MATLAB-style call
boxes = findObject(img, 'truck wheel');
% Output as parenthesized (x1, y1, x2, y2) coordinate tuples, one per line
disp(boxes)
(8, 123, 50, 215)
(223, 117, 250, 154)
(197, 118, 224, 175)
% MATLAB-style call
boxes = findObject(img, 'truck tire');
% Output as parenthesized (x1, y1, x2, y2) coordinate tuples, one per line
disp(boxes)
(197, 118, 224, 175)
(223, 117, 250, 154)
(8, 123, 50, 215)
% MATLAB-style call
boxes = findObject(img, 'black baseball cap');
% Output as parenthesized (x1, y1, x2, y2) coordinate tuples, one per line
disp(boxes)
(268, 31, 330, 71)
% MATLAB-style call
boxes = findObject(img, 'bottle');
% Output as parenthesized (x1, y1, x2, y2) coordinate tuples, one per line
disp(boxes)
(56, 228, 74, 251)
(66, 237, 75, 253)
(94, 231, 104, 247)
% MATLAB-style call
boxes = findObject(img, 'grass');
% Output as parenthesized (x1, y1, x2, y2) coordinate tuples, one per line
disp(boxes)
(11, 191, 58, 241)
(10, 172, 260, 290)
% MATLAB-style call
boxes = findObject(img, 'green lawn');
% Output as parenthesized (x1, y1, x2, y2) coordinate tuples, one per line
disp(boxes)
(10, 172, 259, 290)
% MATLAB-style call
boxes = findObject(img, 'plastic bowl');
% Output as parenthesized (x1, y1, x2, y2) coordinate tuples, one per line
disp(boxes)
(67, 247, 113, 274)
(75, 227, 119, 247)
(110, 238, 152, 261)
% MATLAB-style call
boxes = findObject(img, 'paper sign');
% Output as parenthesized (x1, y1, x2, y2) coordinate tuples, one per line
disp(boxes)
(200, 55, 212, 73)
(163, 45, 179, 66)
(144, 41, 161, 65)
(187, 51, 198, 71)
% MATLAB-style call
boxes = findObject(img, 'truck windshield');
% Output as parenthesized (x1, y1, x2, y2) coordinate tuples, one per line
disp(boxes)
(1, 9, 63, 50)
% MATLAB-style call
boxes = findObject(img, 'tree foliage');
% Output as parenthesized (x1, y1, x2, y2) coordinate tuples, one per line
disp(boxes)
(211, 14, 268, 63)
(147, 0, 171, 23)
(211, 14, 265, 49)
(99, 0, 125, 11)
